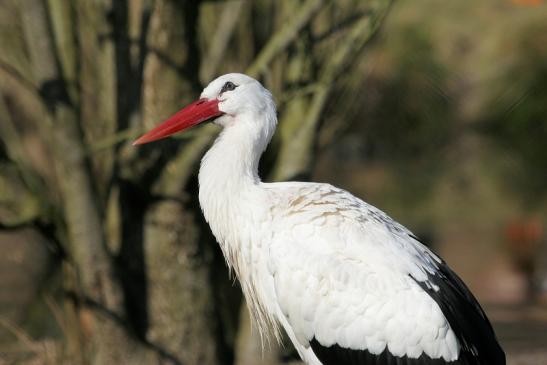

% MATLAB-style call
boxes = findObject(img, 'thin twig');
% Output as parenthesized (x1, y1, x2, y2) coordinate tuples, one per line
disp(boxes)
(278, 83, 321, 104)
(88, 126, 144, 153)
(0, 59, 39, 95)
(0, 317, 41, 353)
(86, 123, 217, 154)
(153, 124, 219, 195)
(44, 294, 69, 340)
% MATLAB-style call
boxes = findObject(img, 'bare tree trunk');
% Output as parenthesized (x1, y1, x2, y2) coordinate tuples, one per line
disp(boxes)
(136, 1, 224, 363)
(19, 0, 155, 363)
(143, 200, 221, 364)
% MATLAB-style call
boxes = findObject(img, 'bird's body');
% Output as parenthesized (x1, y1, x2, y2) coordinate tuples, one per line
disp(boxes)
(135, 73, 505, 365)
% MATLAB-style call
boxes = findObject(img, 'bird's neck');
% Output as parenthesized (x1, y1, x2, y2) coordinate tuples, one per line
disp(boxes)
(199, 120, 264, 196)
(198, 116, 271, 271)
(198, 113, 282, 343)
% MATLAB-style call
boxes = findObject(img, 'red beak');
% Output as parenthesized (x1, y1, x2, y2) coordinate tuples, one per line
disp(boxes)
(133, 98, 222, 145)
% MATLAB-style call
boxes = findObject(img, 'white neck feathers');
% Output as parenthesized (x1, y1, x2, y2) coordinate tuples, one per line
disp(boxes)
(197, 110, 280, 343)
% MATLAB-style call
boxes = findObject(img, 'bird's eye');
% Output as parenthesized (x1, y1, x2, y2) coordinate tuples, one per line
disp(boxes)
(220, 81, 237, 94)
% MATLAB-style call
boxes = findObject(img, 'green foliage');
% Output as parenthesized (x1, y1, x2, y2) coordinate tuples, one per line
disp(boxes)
(366, 27, 454, 165)
(480, 26, 547, 201)
(331, 26, 456, 204)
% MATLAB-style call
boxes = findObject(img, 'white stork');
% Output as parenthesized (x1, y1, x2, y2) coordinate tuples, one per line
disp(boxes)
(134, 73, 505, 365)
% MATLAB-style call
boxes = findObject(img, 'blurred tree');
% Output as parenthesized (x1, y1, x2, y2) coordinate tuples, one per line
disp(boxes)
(321, 25, 455, 207)
(0, 0, 392, 364)
(479, 26, 547, 203)
(479, 24, 547, 301)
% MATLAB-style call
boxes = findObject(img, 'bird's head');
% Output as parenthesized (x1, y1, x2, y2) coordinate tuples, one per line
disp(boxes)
(133, 73, 276, 145)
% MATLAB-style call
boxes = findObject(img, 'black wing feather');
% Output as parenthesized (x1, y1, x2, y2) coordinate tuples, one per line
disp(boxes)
(411, 252, 506, 365)
(310, 338, 455, 365)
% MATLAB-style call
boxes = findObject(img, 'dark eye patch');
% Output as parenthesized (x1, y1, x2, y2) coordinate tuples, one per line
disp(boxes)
(220, 81, 237, 94)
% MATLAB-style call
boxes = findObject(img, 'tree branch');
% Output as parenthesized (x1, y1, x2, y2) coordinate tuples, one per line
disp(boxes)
(246, 0, 327, 78)
(153, 124, 219, 195)
(271, 0, 393, 180)
(0, 163, 41, 229)
(46, 0, 78, 103)
(0, 59, 41, 97)
(0, 95, 48, 201)
(199, 0, 245, 83)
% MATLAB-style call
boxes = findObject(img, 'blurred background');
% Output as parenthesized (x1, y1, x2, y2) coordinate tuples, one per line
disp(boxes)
(0, 0, 546, 364)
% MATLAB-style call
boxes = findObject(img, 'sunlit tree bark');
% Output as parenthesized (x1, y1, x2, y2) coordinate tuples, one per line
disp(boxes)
(0, 0, 392, 363)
